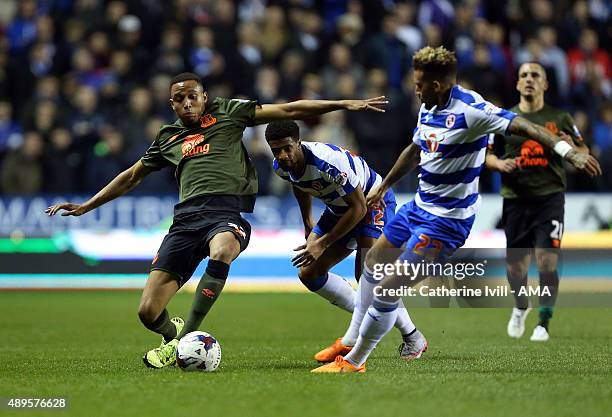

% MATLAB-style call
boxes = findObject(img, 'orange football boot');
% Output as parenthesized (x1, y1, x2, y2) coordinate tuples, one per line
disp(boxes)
(311, 355, 366, 373)
(314, 338, 353, 363)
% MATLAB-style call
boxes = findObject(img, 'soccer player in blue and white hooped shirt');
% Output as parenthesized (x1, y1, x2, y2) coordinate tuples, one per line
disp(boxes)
(265, 120, 420, 363)
(313, 46, 601, 373)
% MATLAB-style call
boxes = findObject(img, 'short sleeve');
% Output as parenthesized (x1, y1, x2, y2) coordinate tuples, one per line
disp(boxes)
(562, 113, 585, 145)
(223, 98, 258, 128)
(412, 126, 421, 145)
(320, 157, 360, 197)
(467, 101, 517, 136)
(140, 138, 170, 171)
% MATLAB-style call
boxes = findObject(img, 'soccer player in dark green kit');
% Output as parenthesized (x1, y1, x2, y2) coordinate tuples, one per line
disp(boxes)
(486, 62, 595, 341)
(46, 72, 388, 367)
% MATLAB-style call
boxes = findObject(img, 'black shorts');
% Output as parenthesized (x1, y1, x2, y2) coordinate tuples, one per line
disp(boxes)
(151, 210, 251, 287)
(502, 192, 564, 249)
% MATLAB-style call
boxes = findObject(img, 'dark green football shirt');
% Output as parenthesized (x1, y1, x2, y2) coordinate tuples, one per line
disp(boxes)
(141, 97, 259, 211)
(491, 104, 584, 199)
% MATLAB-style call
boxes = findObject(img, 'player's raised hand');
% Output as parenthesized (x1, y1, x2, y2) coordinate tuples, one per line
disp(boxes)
(45, 203, 89, 216)
(366, 184, 387, 208)
(565, 150, 602, 177)
(341, 96, 388, 113)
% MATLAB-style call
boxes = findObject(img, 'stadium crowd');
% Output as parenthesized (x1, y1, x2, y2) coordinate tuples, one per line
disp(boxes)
(0, 0, 609, 195)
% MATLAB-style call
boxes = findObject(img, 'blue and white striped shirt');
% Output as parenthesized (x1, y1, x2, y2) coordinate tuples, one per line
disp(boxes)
(273, 141, 381, 214)
(414, 84, 517, 219)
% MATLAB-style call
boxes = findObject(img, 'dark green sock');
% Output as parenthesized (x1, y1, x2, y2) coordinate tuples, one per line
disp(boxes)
(178, 260, 229, 339)
(146, 309, 177, 342)
(538, 306, 553, 330)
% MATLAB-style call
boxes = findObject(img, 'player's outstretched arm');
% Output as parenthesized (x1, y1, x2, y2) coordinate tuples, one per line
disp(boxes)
(507, 116, 602, 177)
(253, 97, 388, 124)
(366, 143, 420, 207)
(46, 160, 153, 216)
(292, 186, 315, 239)
(292, 187, 367, 268)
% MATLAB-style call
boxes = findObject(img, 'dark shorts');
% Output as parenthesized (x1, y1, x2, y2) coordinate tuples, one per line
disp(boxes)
(502, 192, 564, 249)
(151, 210, 251, 287)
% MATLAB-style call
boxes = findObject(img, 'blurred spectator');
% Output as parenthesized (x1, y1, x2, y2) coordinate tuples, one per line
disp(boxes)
(149, 74, 174, 121)
(321, 43, 365, 99)
(592, 102, 612, 153)
(6, 0, 38, 57)
(462, 44, 505, 102)
(254, 67, 280, 103)
(259, 6, 288, 63)
(365, 13, 410, 89)
(288, 8, 324, 71)
(537, 27, 571, 100)
(567, 28, 611, 87)
(67, 85, 105, 152)
(1, 131, 44, 194)
(418, 0, 455, 36)
(22, 99, 63, 139)
(311, 112, 358, 152)
(42, 128, 79, 192)
(117, 87, 153, 151)
(0, 100, 22, 154)
(335, 12, 366, 66)
(395, 2, 423, 57)
(84, 126, 130, 191)
(190, 26, 215, 78)
(279, 50, 306, 100)
(346, 68, 411, 176)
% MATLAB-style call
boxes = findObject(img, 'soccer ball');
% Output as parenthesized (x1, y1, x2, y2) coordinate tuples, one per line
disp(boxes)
(176, 331, 222, 372)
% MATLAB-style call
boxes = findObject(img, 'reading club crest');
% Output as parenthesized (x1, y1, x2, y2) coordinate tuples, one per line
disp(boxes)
(445, 114, 455, 128)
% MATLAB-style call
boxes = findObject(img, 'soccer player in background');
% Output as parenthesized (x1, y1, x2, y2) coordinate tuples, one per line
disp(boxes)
(486, 62, 592, 342)
(312, 47, 601, 373)
(46, 72, 388, 369)
(265, 120, 416, 363)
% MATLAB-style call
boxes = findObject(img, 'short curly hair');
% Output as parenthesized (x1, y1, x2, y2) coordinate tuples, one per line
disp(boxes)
(413, 46, 457, 79)
(265, 121, 300, 142)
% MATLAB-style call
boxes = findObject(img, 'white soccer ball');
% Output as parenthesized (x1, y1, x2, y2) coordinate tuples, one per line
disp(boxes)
(176, 331, 222, 372)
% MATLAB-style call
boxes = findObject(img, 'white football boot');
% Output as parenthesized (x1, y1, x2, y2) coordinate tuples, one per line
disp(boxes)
(530, 325, 550, 342)
(507, 307, 531, 338)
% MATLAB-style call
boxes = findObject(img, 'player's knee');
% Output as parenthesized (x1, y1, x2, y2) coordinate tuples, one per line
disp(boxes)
(298, 266, 319, 283)
(537, 258, 557, 273)
(137, 300, 159, 326)
(208, 241, 239, 264)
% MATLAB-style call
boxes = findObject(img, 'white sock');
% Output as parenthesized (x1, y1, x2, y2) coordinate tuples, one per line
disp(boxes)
(341, 269, 416, 346)
(395, 301, 416, 337)
(344, 302, 398, 367)
(313, 272, 355, 313)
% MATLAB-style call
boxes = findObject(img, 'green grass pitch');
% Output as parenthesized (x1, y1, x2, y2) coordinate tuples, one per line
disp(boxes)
(1, 291, 610, 417)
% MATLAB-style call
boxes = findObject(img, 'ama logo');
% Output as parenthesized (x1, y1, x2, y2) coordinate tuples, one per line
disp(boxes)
(517, 140, 548, 169)
(181, 134, 210, 158)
